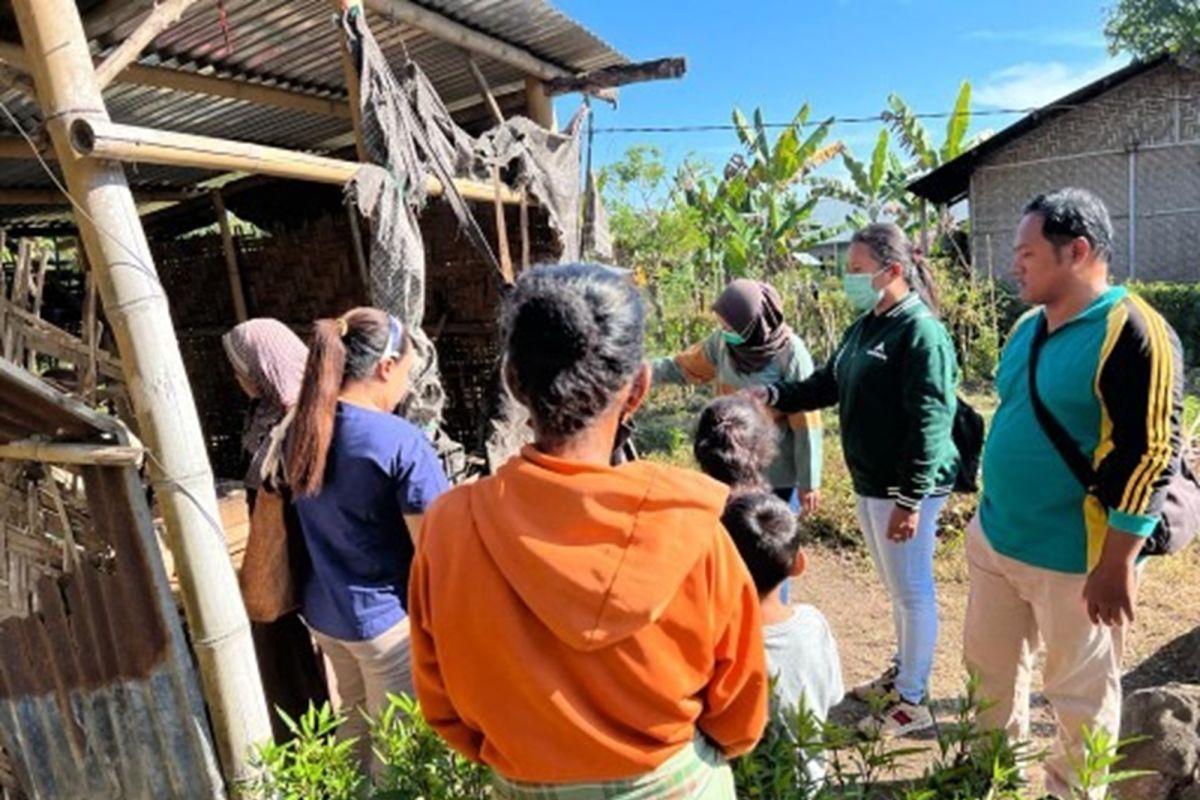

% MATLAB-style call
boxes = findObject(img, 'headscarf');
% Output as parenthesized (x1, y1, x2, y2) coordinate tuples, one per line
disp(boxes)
(712, 279, 793, 374)
(222, 319, 308, 489)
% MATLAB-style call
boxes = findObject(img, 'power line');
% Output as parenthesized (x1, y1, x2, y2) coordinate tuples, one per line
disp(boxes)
(588, 100, 1188, 134)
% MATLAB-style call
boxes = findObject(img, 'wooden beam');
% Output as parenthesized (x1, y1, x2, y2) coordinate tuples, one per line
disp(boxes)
(0, 295, 124, 382)
(334, 1, 370, 163)
(361, 0, 571, 81)
(93, 0, 204, 90)
(464, 52, 504, 127)
(0, 440, 144, 466)
(70, 118, 526, 204)
(525, 77, 555, 130)
(0, 187, 202, 205)
(0, 42, 353, 120)
(543, 56, 686, 97)
(11, 0, 271, 785)
(211, 191, 248, 323)
(0, 135, 53, 161)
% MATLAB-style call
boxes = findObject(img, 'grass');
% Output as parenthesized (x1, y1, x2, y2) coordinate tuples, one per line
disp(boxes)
(636, 378, 1199, 587)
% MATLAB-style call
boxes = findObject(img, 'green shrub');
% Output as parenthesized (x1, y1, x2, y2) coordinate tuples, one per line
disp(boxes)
(1129, 281, 1200, 367)
(249, 686, 1147, 799)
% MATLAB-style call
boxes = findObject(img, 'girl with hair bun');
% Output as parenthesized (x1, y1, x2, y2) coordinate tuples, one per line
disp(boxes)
(409, 264, 767, 798)
(286, 307, 449, 772)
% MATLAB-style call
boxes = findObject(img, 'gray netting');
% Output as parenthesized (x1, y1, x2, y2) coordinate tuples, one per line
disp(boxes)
(342, 9, 610, 473)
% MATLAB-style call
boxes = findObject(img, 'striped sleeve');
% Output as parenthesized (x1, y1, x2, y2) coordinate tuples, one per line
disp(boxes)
(651, 333, 720, 386)
(1094, 298, 1185, 536)
(784, 336, 823, 492)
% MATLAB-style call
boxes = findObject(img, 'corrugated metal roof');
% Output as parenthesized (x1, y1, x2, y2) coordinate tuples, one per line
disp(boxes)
(0, 0, 627, 226)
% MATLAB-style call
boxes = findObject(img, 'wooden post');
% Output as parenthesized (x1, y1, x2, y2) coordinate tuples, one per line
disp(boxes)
(525, 77, 555, 131)
(334, 0, 370, 163)
(11, 0, 272, 787)
(212, 191, 248, 323)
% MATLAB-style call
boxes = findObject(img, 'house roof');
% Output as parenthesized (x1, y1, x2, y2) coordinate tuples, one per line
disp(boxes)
(906, 54, 1171, 205)
(0, 0, 627, 228)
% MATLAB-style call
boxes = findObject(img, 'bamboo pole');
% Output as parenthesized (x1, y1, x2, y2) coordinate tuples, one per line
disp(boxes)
(70, 118, 526, 204)
(11, 0, 271, 788)
(93, 0, 203, 90)
(211, 191, 248, 323)
(0, 440, 143, 466)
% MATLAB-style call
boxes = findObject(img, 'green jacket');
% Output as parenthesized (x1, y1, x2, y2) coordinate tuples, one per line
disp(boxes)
(653, 332, 823, 492)
(767, 293, 959, 507)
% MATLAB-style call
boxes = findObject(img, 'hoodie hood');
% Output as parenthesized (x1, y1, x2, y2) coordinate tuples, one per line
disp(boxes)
(470, 447, 729, 652)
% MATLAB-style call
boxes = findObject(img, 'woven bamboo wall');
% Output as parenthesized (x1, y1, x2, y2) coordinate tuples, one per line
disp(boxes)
(0, 463, 98, 624)
(154, 198, 561, 479)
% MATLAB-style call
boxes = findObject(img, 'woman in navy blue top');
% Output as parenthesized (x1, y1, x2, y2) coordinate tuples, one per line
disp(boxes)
(286, 307, 449, 770)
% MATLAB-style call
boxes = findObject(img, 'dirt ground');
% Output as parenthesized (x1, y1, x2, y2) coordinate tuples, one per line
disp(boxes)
(790, 534, 1200, 789)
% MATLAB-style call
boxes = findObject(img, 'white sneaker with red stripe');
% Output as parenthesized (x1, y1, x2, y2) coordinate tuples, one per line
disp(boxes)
(848, 664, 899, 703)
(857, 698, 934, 738)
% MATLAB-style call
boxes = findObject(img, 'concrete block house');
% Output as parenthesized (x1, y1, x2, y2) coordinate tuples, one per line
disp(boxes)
(909, 55, 1200, 283)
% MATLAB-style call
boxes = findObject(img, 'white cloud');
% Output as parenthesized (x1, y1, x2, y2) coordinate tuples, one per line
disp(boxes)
(974, 59, 1123, 109)
(965, 28, 1106, 49)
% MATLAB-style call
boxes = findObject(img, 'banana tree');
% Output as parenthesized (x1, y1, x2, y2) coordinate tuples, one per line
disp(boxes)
(691, 103, 843, 277)
(810, 128, 914, 226)
(882, 81, 991, 261)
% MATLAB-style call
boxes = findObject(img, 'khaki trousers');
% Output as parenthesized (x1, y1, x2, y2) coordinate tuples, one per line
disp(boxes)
(311, 617, 413, 773)
(963, 516, 1124, 800)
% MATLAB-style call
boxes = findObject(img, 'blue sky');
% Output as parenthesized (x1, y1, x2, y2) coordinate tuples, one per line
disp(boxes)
(554, 0, 1128, 221)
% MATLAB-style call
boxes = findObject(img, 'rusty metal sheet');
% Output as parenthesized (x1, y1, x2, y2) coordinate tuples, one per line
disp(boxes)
(0, 365, 224, 799)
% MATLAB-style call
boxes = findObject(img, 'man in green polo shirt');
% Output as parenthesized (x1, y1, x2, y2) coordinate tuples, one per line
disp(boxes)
(965, 188, 1184, 799)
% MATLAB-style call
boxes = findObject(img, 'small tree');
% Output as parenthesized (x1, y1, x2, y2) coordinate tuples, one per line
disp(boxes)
(1105, 0, 1200, 58)
(601, 145, 706, 348)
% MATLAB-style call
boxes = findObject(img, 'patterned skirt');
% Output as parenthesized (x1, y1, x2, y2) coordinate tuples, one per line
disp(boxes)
(491, 738, 736, 800)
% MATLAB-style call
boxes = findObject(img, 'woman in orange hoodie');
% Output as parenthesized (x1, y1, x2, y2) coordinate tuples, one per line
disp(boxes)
(409, 263, 768, 798)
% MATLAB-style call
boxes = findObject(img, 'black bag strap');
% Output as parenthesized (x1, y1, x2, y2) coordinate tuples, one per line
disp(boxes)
(1027, 315, 1100, 494)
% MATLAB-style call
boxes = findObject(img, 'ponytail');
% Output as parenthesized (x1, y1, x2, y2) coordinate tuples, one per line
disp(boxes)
(910, 248, 942, 317)
(287, 319, 347, 497)
(287, 307, 398, 497)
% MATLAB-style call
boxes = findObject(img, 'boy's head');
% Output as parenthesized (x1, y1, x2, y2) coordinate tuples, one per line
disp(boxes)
(694, 395, 777, 492)
(721, 492, 805, 597)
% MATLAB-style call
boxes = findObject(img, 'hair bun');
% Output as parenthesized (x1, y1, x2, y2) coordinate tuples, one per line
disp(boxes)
(509, 285, 598, 368)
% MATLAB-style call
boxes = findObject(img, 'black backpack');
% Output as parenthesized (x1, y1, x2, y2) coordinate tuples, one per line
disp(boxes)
(952, 396, 986, 494)
(1028, 316, 1200, 556)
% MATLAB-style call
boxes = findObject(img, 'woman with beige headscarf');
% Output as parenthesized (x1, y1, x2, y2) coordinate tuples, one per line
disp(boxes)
(223, 318, 329, 739)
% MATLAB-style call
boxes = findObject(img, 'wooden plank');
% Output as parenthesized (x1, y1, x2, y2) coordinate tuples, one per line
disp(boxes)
(0, 296, 124, 381)
(0, 441, 143, 467)
(543, 57, 687, 97)
(93, 0, 204, 90)
(0, 42, 353, 121)
(464, 52, 504, 127)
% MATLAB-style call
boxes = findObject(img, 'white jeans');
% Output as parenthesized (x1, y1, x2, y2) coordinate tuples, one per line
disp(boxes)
(310, 617, 413, 773)
(856, 494, 947, 704)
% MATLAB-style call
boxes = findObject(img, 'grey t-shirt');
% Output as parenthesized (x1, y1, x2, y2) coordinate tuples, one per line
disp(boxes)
(764, 604, 844, 782)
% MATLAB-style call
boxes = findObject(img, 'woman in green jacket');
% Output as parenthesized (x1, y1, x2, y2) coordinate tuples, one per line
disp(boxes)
(652, 279, 822, 514)
(754, 223, 959, 738)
